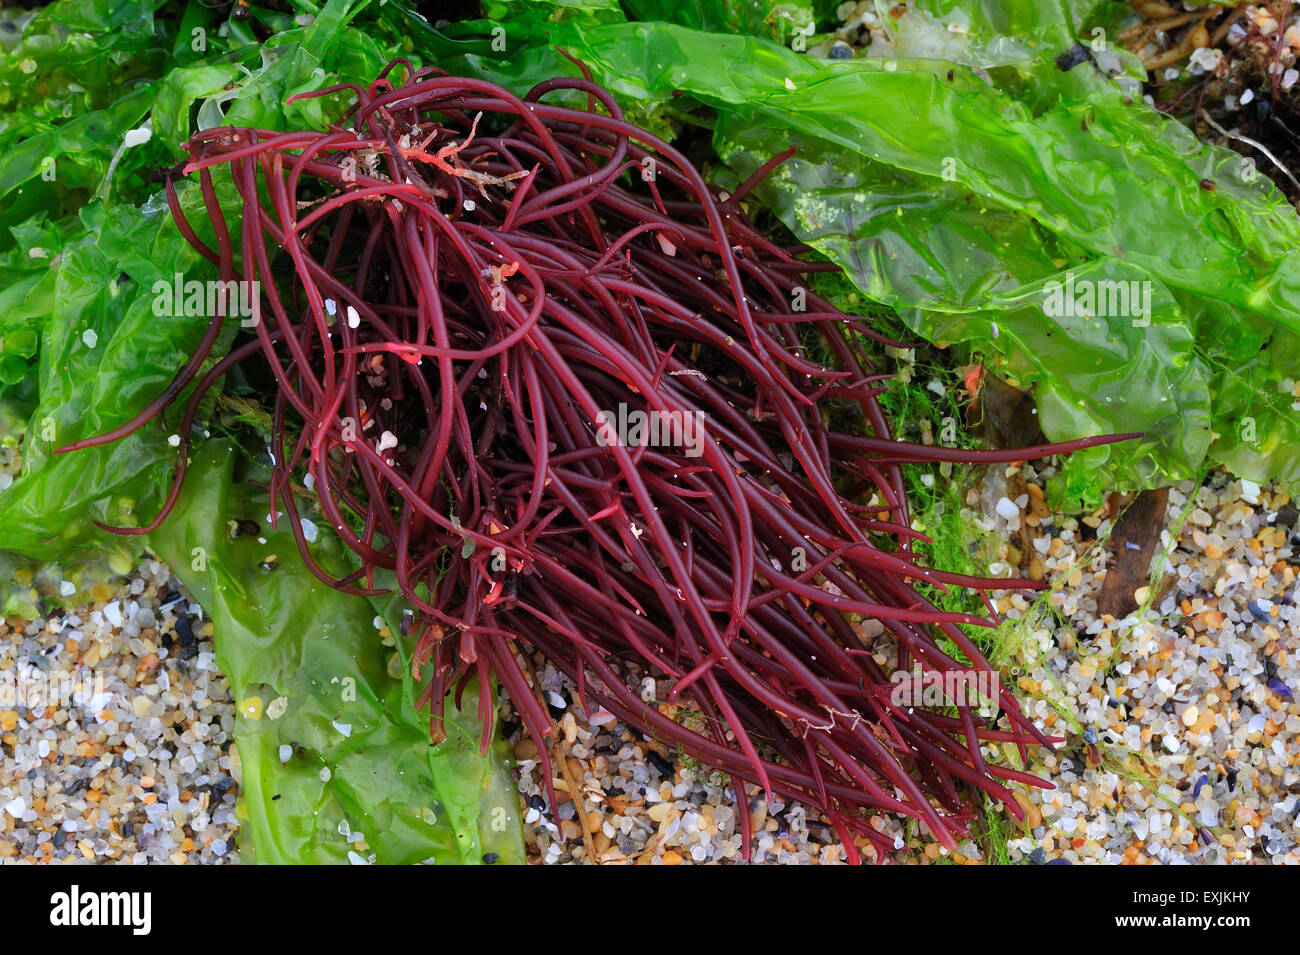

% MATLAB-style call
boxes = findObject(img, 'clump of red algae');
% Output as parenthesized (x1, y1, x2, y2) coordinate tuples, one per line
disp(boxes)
(60, 61, 1137, 863)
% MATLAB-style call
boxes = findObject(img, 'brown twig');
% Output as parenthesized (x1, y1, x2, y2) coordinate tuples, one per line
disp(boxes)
(517, 647, 601, 865)
(1209, 3, 1248, 47)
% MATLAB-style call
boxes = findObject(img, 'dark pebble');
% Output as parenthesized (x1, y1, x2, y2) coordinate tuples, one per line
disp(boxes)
(482, 852, 499, 865)
(1046, 857, 1073, 865)
(1267, 677, 1294, 701)
(528, 793, 547, 813)
(122, 822, 135, 838)
(647, 750, 676, 778)
(829, 42, 853, 59)
(1028, 847, 1046, 864)
(1227, 769, 1238, 791)
(175, 616, 195, 646)
(1162, 701, 1175, 714)
(1083, 727, 1097, 744)
(180, 645, 199, 661)
(52, 829, 67, 848)
(1272, 502, 1298, 532)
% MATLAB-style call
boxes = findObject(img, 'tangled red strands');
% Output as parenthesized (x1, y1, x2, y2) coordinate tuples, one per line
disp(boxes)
(60, 60, 1138, 863)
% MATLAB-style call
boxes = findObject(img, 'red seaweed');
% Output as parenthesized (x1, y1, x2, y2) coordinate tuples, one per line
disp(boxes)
(59, 62, 1139, 862)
